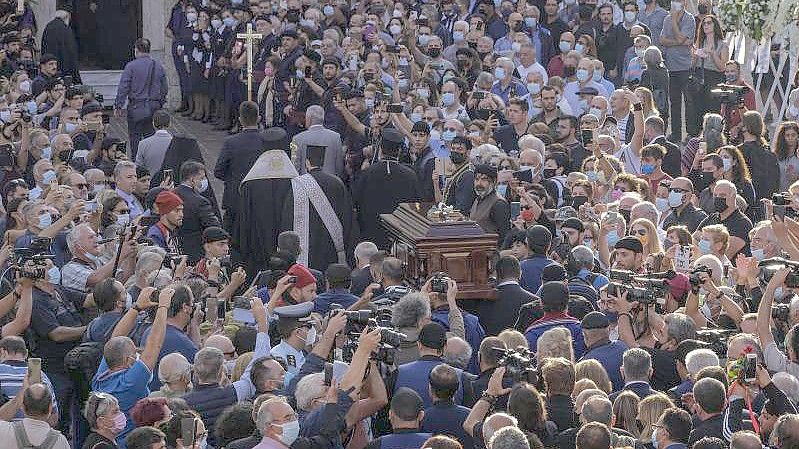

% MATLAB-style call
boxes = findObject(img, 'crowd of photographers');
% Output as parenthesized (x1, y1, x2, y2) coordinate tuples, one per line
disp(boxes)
(2, 0, 799, 449)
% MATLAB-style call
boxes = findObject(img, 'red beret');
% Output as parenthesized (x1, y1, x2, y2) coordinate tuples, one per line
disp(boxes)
(287, 264, 316, 289)
(155, 190, 183, 215)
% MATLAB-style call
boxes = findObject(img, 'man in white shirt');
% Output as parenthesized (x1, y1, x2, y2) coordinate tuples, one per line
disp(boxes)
(516, 43, 548, 84)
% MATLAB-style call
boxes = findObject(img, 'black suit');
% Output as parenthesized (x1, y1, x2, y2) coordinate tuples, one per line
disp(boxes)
(481, 281, 537, 336)
(609, 381, 659, 403)
(174, 184, 222, 263)
(350, 266, 373, 296)
(653, 136, 681, 178)
(213, 129, 267, 231)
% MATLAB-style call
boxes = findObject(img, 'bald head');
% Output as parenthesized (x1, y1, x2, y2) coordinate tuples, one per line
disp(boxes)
(205, 334, 236, 360)
(104, 336, 136, 370)
(730, 431, 762, 449)
(484, 412, 518, 444)
(23, 383, 53, 418)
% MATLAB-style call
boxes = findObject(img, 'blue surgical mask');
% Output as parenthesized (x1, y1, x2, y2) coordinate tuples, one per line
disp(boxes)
(593, 69, 603, 81)
(116, 213, 130, 226)
(323, 5, 334, 16)
(365, 98, 375, 109)
(641, 163, 655, 175)
(606, 230, 620, 248)
(588, 107, 603, 118)
(668, 190, 683, 207)
(525, 17, 537, 28)
(698, 239, 712, 254)
(418, 88, 430, 98)
(198, 178, 209, 193)
(494, 67, 506, 80)
(527, 83, 541, 95)
(576, 69, 590, 82)
(42, 170, 56, 184)
(586, 170, 599, 182)
(751, 248, 765, 261)
(39, 212, 53, 228)
(418, 34, 431, 46)
(27, 101, 37, 115)
(398, 78, 409, 89)
(559, 41, 572, 53)
(65, 122, 78, 133)
(624, 11, 637, 22)
(41, 146, 52, 160)
(47, 266, 61, 285)
(575, 43, 585, 54)
(496, 184, 507, 197)
(655, 197, 669, 212)
(410, 112, 423, 123)
(223, 17, 236, 27)
(442, 130, 456, 141)
(453, 31, 465, 42)
(442, 92, 455, 106)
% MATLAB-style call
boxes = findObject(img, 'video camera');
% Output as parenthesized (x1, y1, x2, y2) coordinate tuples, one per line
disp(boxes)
(710, 84, 748, 105)
(695, 328, 736, 359)
(758, 257, 799, 289)
(607, 270, 672, 307)
(689, 266, 713, 288)
(330, 304, 407, 365)
(493, 347, 538, 384)
(11, 237, 55, 280)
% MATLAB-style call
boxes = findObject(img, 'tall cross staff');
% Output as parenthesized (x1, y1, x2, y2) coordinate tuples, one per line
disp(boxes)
(237, 23, 262, 102)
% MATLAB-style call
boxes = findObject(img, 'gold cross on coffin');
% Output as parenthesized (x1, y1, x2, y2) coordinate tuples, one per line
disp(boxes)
(237, 23, 262, 102)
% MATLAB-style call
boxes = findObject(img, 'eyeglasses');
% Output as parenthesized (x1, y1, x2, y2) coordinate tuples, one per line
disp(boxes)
(669, 187, 688, 193)
(116, 209, 131, 214)
(631, 229, 647, 236)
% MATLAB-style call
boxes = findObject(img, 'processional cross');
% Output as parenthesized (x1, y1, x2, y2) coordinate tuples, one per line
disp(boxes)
(237, 23, 262, 102)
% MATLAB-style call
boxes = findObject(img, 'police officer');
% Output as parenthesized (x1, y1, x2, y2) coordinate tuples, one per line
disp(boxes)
(364, 388, 432, 449)
(271, 301, 315, 380)
(389, 322, 472, 409)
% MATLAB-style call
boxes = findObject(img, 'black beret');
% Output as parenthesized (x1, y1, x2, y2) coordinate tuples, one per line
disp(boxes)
(615, 236, 644, 253)
(562, 217, 585, 232)
(203, 226, 231, 244)
(304, 49, 322, 64)
(411, 121, 430, 134)
(581, 311, 610, 330)
(262, 127, 288, 150)
(474, 164, 498, 180)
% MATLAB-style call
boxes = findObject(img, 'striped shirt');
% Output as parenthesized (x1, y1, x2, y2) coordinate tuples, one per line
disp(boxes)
(0, 360, 59, 420)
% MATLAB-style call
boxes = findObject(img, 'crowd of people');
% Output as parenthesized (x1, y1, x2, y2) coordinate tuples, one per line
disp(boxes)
(3, 1, 799, 449)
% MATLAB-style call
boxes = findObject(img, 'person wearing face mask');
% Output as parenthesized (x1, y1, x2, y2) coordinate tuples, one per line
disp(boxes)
(83, 392, 130, 449)
(489, 57, 527, 104)
(62, 224, 136, 294)
(661, 177, 708, 233)
(270, 302, 318, 379)
(694, 180, 752, 259)
(639, 145, 672, 200)
(563, 59, 610, 115)
(173, 161, 221, 263)
(441, 137, 476, 213)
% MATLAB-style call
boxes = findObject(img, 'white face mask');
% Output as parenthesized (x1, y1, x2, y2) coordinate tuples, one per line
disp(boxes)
(275, 421, 300, 446)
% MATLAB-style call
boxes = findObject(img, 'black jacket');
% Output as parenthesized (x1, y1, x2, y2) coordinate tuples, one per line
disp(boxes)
(214, 129, 268, 211)
(652, 136, 682, 178)
(688, 414, 724, 446)
(174, 184, 221, 263)
(350, 266, 374, 297)
(481, 282, 537, 336)
(609, 381, 659, 403)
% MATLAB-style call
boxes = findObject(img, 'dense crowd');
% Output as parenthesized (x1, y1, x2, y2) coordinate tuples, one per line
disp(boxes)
(2, 1, 799, 449)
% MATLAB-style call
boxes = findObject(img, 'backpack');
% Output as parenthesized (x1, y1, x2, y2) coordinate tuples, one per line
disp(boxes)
(11, 420, 61, 449)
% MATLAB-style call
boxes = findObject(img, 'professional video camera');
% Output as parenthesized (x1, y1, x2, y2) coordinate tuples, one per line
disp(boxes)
(552, 230, 572, 261)
(330, 304, 407, 364)
(607, 270, 672, 307)
(493, 347, 538, 384)
(710, 84, 748, 104)
(695, 329, 736, 359)
(758, 258, 799, 288)
(10, 237, 55, 279)
(329, 304, 373, 335)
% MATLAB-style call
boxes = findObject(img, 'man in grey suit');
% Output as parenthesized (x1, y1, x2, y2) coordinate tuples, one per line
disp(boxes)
(291, 105, 344, 178)
(135, 110, 173, 176)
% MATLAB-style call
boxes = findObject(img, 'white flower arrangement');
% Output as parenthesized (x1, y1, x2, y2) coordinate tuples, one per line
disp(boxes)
(716, 0, 743, 33)
(742, 0, 773, 42)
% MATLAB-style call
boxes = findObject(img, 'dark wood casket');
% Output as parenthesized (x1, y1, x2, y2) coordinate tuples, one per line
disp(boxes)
(380, 203, 498, 300)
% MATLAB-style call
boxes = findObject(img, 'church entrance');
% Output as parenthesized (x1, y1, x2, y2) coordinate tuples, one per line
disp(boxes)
(61, 0, 143, 70)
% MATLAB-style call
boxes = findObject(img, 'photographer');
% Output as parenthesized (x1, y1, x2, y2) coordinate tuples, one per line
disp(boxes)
(371, 257, 412, 304)
(266, 265, 318, 315)
(724, 363, 796, 442)
(61, 223, 136, 293)
(719, 61, 756, 132)
(757, 267, 799, 378)
(423, 275, 479, 372)
(684, 255, 744, 329)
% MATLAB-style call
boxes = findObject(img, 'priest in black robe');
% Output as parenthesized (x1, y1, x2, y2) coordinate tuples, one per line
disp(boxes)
(235, 129, 296, 273)
(282, 145, 357, 271)
(354, 129, 420, 249)
(96, 0, 137, 69)
(41, 10, 80, 82)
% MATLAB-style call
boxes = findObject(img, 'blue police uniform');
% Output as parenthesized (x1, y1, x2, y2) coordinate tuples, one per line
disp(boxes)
(580, 339, 628, 391)
(520, 255, 555, 293)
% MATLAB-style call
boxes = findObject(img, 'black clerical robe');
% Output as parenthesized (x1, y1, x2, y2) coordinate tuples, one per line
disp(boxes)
(235, 151, 297, 273)
(281, 168, 357, 271)
(354, 161, 420, 249)
(41, 17, 80, 80)
(96, 0, 137, 69)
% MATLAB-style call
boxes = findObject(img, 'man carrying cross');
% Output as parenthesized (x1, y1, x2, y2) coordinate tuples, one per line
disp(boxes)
(237, 22, 262, 102)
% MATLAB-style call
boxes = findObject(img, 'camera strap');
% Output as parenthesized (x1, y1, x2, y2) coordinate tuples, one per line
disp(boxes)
(726, 383, 760, 436)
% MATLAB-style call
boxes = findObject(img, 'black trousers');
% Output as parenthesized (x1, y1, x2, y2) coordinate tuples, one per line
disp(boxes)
(127, 113, 155, 160)
(668, 70, 696, 141)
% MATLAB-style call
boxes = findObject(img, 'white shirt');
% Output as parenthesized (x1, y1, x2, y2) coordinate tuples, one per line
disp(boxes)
(0, 418, 70, 449)
(614, 143, 641, 174)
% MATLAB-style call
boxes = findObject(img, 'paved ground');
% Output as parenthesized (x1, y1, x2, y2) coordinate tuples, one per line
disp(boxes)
(106, 112, 228, 203)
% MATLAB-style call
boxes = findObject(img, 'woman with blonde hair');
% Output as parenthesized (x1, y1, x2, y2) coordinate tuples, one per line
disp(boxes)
(634, 86, 660, 119)
(629, 218, 664, 258)
(574, 359, 612, 393)
(613, 391, 641, 438)
(572, 378, 599, 399)
(637, 393, 675, 444)
(536, 327, 574, 364)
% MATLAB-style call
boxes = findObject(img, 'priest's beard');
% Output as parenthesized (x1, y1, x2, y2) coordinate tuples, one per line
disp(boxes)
(475, 185, 494, 198)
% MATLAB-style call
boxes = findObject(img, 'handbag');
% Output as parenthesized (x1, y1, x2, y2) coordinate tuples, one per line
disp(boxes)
(686, 58, 705, 96)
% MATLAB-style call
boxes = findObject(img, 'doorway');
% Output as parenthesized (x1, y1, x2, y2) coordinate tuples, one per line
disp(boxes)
(62, 0, 143, 70)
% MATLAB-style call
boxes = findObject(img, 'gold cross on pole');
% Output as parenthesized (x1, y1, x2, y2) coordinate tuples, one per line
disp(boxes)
(237, 23, 262, 102)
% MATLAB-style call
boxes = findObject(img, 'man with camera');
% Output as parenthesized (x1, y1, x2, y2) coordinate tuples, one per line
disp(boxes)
(61, 223, 136, 293)
(424, 275, 483, 374)
(757, 267, 799, 378)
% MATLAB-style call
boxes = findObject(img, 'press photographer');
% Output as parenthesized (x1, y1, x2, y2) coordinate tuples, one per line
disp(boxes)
(757, 265, 799, 378)
(684, 255, 744, 329)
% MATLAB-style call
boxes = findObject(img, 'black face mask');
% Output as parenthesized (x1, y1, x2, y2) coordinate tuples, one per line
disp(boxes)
(563, 66, 576, 77)
(428, 48, 441, 58)
(287, 9, 300, 22)
(468, 41, 478, 50)
(713, 196, 728, 213)
(698, 171, 715, 190)
(457, 59, 467, 71)
(572, 195, 589, 209)
(450, 152, 467, 165)
(478, 51, 490, 60)
(543, 168, 557, 178)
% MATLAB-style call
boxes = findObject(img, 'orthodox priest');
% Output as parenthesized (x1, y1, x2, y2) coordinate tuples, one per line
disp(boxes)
(353, 129, 420, 249)
(283, 145, 356, 271)
(235, 128, 296, 273)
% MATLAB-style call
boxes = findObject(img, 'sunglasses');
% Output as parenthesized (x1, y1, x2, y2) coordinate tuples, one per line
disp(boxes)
(631, 229, 647, 236)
